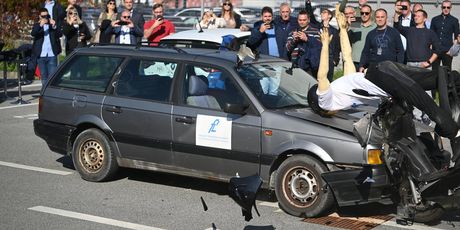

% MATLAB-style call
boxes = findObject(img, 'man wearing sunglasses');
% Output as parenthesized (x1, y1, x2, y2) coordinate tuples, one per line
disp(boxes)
(118, 0, 144, 44)
(31, 8, 62, 87)
(431, 0, 459, 71)
(109, 10, 143, 45)
(348, 4, 376, 71)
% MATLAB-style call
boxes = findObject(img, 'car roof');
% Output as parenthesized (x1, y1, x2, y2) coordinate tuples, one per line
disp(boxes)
(161, 29, 251, 44)
(75, 44, 282, 67)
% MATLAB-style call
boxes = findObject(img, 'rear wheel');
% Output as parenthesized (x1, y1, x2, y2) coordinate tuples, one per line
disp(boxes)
(72, 128, 118, 182)
(275, 155, 335, 217)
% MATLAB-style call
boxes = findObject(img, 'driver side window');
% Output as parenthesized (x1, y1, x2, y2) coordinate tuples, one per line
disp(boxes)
(183, 65, 247, 110)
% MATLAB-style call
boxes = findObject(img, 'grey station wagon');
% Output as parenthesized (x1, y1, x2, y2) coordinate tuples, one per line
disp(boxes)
(34, 45, 387, 218)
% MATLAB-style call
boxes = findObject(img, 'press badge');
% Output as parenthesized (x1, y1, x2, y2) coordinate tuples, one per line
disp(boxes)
(377, 47, 382, 56)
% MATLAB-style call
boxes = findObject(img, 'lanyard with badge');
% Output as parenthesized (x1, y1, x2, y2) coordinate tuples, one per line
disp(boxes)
(376, 28, 387, 56)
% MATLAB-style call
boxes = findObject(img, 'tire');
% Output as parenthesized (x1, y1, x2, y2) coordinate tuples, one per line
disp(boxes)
(413, 203, 445, 223)
(72, 128, 118, 182)
(275, 155, 335, 217)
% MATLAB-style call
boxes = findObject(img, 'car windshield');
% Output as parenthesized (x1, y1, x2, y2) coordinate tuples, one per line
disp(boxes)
(237, 62, 317, 109)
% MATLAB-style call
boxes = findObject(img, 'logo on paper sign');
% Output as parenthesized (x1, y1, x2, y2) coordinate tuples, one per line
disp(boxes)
(208, 119, 220, 133)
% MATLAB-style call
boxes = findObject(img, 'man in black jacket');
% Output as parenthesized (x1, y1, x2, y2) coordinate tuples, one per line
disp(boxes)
(31, 8, 62, 87)
(431, 0, 460, 71)
(248, 7, 288, 60)
(359, 9, 404, 71)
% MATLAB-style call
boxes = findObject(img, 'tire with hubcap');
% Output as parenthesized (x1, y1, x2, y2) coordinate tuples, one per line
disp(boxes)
(275, 155, 335, 217)
(72, 128, 118, 182)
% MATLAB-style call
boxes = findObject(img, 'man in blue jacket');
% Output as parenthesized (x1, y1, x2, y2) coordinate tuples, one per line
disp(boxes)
(247, 7, 289, 60)
(31, 8, 62, 87)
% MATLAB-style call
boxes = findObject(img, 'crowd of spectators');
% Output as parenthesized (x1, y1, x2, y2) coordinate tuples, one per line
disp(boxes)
(29, 0, 460, 89)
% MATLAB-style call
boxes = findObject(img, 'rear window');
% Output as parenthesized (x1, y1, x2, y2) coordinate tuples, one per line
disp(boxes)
(50, 55, 123, 92)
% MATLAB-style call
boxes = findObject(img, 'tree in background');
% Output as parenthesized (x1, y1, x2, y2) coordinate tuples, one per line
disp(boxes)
(0, 0, 67, 50)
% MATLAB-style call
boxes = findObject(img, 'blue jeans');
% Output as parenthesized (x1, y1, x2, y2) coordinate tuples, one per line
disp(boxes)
(37, 56, 57, 86)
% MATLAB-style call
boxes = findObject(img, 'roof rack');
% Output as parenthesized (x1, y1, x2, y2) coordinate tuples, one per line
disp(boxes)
(87, 42, 188, 54)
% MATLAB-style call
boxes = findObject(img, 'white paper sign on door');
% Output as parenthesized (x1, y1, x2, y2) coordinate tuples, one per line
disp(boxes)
(196, 114, 232, 150)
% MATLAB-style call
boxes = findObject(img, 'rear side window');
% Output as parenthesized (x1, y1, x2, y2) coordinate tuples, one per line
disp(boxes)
(51, 55, 123, 92)
(114, 59, 176, 102)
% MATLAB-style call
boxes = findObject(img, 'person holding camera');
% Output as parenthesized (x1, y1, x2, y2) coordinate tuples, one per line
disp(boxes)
(31, 8, 62, 87)
(393, 0, 415, 28)
(108, 10, 143, 45)
(286, 10, 321, 78)
(62, 8, 91, 55)
(144, 3, 175, 46)
(247, 7, 287, 59)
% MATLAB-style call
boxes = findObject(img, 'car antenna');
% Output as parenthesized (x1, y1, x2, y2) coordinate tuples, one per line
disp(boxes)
(197, 17, 204, 33)
(172, 46, 187, 54)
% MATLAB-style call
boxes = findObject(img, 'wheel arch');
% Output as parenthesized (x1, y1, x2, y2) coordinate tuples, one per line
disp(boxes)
(267, 141, 333, 189)
(67, 115, 117, 157)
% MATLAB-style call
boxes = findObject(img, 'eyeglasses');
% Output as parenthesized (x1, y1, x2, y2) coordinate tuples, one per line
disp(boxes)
(223, 3, 231, 6)
(361, 12, 371, 15)
(40, 15, 49, 18)
(442, 6, 451, 9)
(122, 16, 130, 19)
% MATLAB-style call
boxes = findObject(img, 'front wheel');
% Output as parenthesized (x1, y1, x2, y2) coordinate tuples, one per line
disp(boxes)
(72, 128, 118, 182)
(275, 155, 335, 217)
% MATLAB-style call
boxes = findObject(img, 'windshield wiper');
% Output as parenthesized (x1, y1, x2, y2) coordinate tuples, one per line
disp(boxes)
(277, 104, 308, 110)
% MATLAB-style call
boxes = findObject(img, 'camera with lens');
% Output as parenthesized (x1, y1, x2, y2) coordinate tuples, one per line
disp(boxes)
(401, 5, 408, 10)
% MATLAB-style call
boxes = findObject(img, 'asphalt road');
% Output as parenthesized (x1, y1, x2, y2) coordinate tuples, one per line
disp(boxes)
(0, 82, 459, 230)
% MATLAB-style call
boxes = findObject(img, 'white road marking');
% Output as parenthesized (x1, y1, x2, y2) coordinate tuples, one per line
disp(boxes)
(0, 103, 38, 110)
(14, 114, 37, 119)
(258, 201, 278, 208)
(0, 160, 72, 175)
(29, 206, 165, 230)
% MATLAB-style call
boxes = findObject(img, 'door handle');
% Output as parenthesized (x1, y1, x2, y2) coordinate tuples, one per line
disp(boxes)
(175, 116, 194, 124)
(105, 106, 122, 114)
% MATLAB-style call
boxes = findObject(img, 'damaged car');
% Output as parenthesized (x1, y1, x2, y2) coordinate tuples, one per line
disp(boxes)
(34, 44, 392, 219)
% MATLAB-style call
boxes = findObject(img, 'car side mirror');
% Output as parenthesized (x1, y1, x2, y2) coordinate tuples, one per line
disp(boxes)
(224, 103, 248, 115)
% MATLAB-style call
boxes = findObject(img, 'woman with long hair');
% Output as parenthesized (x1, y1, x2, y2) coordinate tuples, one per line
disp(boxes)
(62, 7, 91, 55)
(93, 0, 118, 43)
(218, 0, 242, 29)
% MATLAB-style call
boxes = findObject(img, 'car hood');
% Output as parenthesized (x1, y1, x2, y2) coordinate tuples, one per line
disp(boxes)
(284, 107, 374, 133)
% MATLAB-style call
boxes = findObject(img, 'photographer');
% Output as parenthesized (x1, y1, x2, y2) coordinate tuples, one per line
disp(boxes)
(144, 3, 175, 46)
(286, 10, 321, 78)
(247, 7, 287, 59)
(62, 8, 91, 55)
(108, 10, 143, 45)
(31, 8, 62, 87)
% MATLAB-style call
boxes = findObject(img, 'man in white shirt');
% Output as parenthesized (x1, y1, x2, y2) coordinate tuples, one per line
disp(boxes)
(308, 5, 459, 143)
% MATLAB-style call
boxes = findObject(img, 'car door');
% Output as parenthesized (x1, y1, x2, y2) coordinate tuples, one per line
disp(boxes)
(102, 58, 177, 165)
(171, 64, 262, 179)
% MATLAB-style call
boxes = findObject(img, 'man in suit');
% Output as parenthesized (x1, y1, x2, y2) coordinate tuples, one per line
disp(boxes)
(109, 10, 143, 45)
(393, 0, 415, 28)
(119, 0, 144, 44)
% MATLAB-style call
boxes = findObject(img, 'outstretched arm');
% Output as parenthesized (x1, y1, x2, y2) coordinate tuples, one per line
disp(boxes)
(335, 4, 355, 75)
(317, 28, 332, 93)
